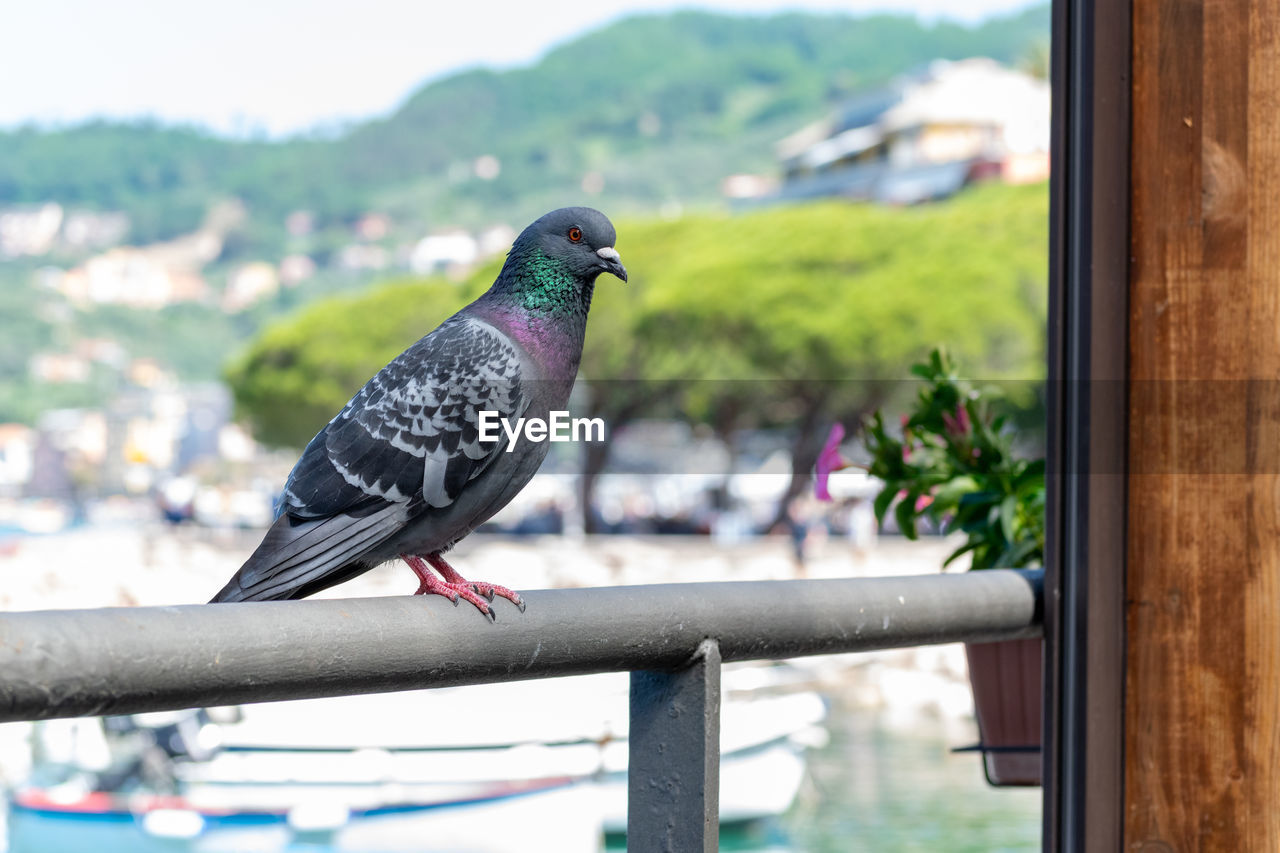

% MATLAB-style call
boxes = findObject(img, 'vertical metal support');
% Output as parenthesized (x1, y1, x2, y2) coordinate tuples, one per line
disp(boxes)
(1045, 0, 1130, 848)
(628, 638, 722, 853)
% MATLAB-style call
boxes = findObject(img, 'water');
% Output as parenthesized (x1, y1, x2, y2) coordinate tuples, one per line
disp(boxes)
(7, 700, 1040, 853)
(772, 702, 1041, 851)
(608, 697, 1042, 852)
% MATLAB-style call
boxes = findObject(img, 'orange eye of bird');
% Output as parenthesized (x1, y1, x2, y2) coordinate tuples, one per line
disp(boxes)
(567, 226, 583, 243)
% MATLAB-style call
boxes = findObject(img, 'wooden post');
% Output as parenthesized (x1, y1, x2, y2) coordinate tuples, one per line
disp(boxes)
(1127, 1, 1280, 848)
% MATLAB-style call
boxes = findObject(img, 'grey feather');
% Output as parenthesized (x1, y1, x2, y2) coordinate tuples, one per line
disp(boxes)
(284, 315, 528, 518)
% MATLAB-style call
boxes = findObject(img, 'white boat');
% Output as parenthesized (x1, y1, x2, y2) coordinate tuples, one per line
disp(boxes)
(8, 667, 826, 852)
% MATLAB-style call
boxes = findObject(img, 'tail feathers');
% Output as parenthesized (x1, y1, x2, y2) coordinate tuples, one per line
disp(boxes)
(211, 506, 403, 603)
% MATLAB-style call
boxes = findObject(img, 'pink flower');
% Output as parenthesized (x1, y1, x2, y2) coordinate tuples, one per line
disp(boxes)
(941, 402, 971, 437)
(915, 494, 934, 512)
(814, 423, 852, 502)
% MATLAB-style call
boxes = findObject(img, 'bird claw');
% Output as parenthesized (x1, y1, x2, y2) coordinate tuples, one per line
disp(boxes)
(470, 582, 522, 611)
(418, 579, 500, 621)
(404, 556, 523, 621)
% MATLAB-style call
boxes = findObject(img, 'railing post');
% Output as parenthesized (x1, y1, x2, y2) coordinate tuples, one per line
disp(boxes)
(627, 638, 722, 852)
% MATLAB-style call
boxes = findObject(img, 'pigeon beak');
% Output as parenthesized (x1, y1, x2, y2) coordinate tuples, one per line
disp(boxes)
(596, 246, 628, 283)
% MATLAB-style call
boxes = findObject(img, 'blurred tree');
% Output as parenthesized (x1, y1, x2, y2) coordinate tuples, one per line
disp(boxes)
(634, 183, 1048, 527)
(572, 233, 682, 533)
(1019, 38, 1051, 80)
(224, 183, 1048, 528)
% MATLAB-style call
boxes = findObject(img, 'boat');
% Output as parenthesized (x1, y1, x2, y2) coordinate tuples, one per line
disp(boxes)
(6, 667, 826, 852)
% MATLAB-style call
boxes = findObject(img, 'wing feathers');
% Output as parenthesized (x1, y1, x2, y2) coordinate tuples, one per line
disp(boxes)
(215, 314, 532, 603)
(210, 505, 403, 602)
(280, 316, 528, 520)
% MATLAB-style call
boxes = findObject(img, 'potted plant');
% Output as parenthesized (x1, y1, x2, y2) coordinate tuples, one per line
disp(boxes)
(816, 348, 1044, 786)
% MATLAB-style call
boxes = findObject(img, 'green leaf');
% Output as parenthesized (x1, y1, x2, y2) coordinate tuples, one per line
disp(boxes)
(969, 543, 997, 571)
(1014, 459, 1046, 495)
(942, 540, 980, 569)
(894, 493, 919, 540)
(873, 486, 896, 524)
(933, 475, 980, 507)
(997, 537, 1040, 569)
(999, 494, 1018, 542)
(953, 492, 998, 524)
(958, 490, 1001, 507)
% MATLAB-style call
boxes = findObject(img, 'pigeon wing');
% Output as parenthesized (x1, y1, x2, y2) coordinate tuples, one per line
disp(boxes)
(281, 316, 529, 519)
(211, 317, 528, 603)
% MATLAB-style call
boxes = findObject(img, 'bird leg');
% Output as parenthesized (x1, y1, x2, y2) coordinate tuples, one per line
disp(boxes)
(400, 553, 525, 621)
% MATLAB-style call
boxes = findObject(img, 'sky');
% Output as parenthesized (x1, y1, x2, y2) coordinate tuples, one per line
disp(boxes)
(2, 0, 1039, 138)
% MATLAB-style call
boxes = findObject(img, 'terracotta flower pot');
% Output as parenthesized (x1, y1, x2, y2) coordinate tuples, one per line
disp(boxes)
(964, 637, 1043, 786)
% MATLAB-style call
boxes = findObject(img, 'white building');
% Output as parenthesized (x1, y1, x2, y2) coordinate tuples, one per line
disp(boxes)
(0, 203, 63, 257)
(61, 210, 129, 251)
(410, 230, 480, 275)
(59, 248, 209, 308)
(773, 58, 1050, 205)
(223, 262, 280, 312)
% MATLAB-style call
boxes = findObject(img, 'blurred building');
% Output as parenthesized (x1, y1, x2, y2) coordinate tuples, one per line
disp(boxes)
(54, 202, 243, 308)
(0, 203, 64, 257)
(76, 338, 128, 369)
(60, 209, 130, 251)
(0, 424, 34, 493)
(477, 224, 517, 258)
(354, 212, 391, 241)
(337, 243, 389, 271)
(278, 254, 317, 285)
(59, 246, 210, 308)
(174, 383, 234, 472)
(28, 352, 91, 384)
(223, 261, 280, 311)
(769, 58, 1050, 205)
(0, 204, 129, 258)
(410, 230, 480, 275)
(17, 384, 230, 497)
(722, 174, 780, 200)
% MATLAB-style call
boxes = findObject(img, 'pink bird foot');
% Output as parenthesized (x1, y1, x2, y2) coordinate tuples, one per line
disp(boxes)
(401, 553, 525, 622)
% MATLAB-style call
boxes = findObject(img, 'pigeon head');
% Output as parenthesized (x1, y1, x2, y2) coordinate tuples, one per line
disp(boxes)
(502, 206, 627, 293)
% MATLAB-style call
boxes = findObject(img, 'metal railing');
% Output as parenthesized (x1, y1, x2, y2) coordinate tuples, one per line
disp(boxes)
(0, 569, 1043, 851)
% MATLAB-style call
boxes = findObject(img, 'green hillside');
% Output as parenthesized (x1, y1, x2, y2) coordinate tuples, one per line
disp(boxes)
(0, 6, 1050, 242)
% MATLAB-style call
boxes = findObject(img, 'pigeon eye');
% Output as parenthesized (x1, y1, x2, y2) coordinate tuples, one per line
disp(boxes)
(567, 226, 583, 243)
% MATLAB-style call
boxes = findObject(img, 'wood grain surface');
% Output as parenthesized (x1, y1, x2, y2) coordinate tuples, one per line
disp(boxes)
(1127, 1, 1280, 849)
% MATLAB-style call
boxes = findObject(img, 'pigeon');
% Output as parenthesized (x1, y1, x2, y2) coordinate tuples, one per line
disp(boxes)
(210, 207, 626, 620)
